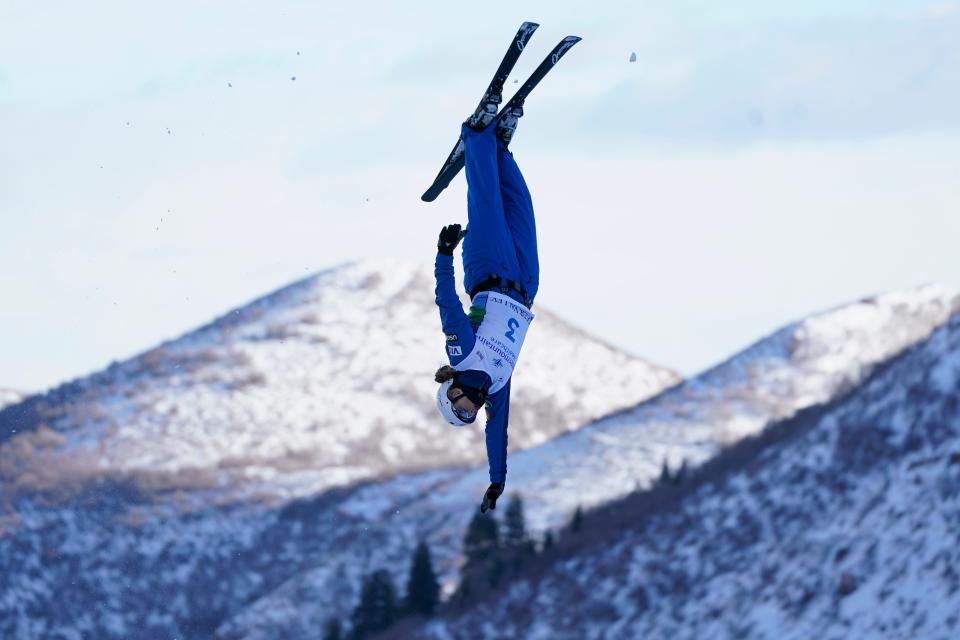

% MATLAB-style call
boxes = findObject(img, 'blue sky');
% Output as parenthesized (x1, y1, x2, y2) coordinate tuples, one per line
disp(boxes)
(2, 1, 959, 390)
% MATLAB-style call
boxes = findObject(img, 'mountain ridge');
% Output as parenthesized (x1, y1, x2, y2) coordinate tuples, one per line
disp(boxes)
(1, 280, 956, 639)
(0, 258, 678, 502)
(397, 303, 960, 640)
(213, 284, 959, 638)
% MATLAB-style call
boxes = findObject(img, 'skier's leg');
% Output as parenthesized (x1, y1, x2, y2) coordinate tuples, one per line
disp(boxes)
(497, 140, 539, 303)
(461, 123, 521, 295)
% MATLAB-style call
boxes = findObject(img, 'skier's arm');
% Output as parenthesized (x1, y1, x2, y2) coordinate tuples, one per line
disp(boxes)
(434, 252, 473, 357)
(484, 381, 511, 485)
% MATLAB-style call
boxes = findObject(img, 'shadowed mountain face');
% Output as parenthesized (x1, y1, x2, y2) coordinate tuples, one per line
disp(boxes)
(0, 259, 678, 501)
(0, 281, 955, 639)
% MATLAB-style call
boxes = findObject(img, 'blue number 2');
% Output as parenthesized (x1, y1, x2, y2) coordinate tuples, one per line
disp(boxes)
(505, 318, 520, 343)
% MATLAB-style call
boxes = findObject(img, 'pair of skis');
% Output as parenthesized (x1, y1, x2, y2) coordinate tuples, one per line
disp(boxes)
(421, 22, 581, 203)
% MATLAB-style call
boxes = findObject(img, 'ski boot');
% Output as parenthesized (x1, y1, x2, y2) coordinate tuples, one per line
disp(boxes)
(496, 105, 523, 145)
(466, 91, 503, 131)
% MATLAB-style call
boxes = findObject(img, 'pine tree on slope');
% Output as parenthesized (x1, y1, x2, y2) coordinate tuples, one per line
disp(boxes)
(463, 512, 500, 568)
(323, 618, 342, 640)
(570, 505, 584, 533)
(542, 530, 555, 552)
(454, 512, 502, 606)
(504, 494, 536, 570)
(348, 569, 398, 640)
(504, 494, 528, 549)
(658, 458, 672, 485)
(405, 541, 440, 616)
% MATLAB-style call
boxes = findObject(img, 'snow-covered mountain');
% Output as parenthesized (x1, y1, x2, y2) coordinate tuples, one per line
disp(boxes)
(0, 258, 677, 501)
(214, 285, 959, 638)
(0, 258, 675, 639)
(495, 284, 960, 528)
(0, 390, 23, 411)
(401, 298, 960, 639)
(0, 284, 955, 639)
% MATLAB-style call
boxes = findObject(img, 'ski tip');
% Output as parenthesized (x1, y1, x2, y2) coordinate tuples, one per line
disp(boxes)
(564, 35, 583, 44)
(522, 21, 540, 29)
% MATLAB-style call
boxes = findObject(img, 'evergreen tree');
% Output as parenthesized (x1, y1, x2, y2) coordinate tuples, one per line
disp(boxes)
(487, 556, 505, 587)
(672, 459, 689, 485)
(504, 494, 536, 570)
(405, 540, 440, 616)
(349, 569, 398, 639)
(323, 618, 342, 640)
(451, 574, 473, 609)
(457, 511, 502, 603)
(570, 506, 584, 533)
(658, 458, 672, 485)
(504, 494, 528, 549)
(542, 530, 555, 552)
(463, 511, 500, 567)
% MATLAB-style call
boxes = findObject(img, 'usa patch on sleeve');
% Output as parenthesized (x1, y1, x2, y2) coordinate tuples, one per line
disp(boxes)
(446, 334, 459, 342)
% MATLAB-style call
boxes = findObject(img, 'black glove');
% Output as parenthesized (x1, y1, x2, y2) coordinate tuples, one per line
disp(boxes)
(480, 482, 505, 514)
(437, 224, 465, 256)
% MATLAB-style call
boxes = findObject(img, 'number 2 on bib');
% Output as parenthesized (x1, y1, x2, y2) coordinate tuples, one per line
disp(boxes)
(505, 317, 520, 342)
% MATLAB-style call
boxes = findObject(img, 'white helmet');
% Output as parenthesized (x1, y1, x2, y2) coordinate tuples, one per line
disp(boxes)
(436, 379, 478, 427)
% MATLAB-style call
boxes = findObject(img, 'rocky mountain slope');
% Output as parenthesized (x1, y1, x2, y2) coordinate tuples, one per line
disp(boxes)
(402, 300, 960, 639)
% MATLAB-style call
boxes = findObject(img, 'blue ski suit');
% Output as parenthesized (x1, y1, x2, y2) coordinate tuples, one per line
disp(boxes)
(434, 122, 539, 484)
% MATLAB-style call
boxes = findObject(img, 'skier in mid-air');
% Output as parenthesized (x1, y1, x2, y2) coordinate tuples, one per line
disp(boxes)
(433, 99, 538, 514)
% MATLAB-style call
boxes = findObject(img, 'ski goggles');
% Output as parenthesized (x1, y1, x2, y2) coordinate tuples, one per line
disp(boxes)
(452, 403, 478, 424)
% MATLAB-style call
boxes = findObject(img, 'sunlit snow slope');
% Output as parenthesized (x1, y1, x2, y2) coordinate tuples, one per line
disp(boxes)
(0, 258, 677, 500)
(406, 299, 960, 640)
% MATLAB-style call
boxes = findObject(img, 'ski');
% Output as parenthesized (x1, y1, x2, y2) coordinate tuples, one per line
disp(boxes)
(421, 22, 540, 203)
(421, 34, 582, 202)
(495, 35, 581, 148)
(420, 21, 539, 204)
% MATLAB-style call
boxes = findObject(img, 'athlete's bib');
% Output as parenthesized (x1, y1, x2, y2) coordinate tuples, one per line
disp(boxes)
(454, 292, 535, 393)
